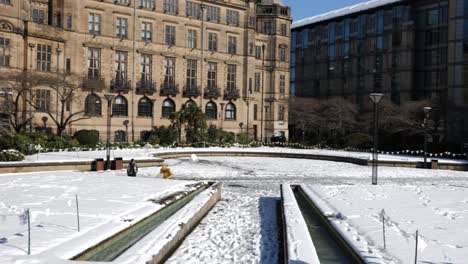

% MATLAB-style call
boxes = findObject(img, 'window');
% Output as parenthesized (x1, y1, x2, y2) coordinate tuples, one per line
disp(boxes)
(278, 106, 285, 121)
(427, 9, 439, 26)
(248, 16, 256, 28)
(205, 101, 217, 119)
(253, 104, 258, 120)
(227, 65, 236, 90)
(140, 0, 155, 9)
(165, 25, 176, 45)
(279, 75, 286, 94)
(186, 1, 200, 18)
(225, 103, 236, 120)
(279, 46, 287, 61)
(280, 24, 287, 36)
(207, 62, 217, 89)
(207, 6, 220, 22)
(88, 13, 101, 35)
(264, 21, 274, 35)
(116, 17, 128, 39)
(228, 36, 237, 55)
(254, 72, 261, 92)
(164, 57, 175, 87)
(55, 12, 62, 27)
(227, 10, 239, 26)
(35, 89, 50, 112)
(162, 99, 175, 118)
(66, 58, 71, 73)
(114, 130, 126, 143)
(208, 33, 217, 51)
(88, 48, 100, 80)
(138, 97, 153, 117)
(185, 100, 195, 108)
(140, 54, 152, 83)
(32, 9, 46, 24)
(36, 44, 51, 72)
(115, 51, 127, 82)
(66, 14, 72, 29)
(255, 45, 262, 59)
(0, 0, 11, 4)
(186, 59, 197, 89)
(0, 37, 9, 67)
(187, 29, 197, 48)
(115, 0, 129, 4)
(112, 96, 128, 116)
(164, 0, 178, 14)
(141, 22, 152, 41)
(85, 93, 102, 116)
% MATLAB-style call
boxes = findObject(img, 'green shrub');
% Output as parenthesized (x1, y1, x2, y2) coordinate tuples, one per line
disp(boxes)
(46, 135, 80, 149)
(74, 130, 100, 147)
(345, 133, 372, 149)
(0, 149, 24, 162)
(236, 133, 251, 145)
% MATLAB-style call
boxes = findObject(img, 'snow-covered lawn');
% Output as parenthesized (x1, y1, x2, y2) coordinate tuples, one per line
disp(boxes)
(0, 169, 196, 263)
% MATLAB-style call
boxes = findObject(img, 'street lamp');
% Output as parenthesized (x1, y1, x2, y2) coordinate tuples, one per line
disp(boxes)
(56, 46, 62, 122)
(104, 94, 114, 170)
(423, 106, 432, 168)
(260, 44, 266, 143)
(369, 93, 384, 185)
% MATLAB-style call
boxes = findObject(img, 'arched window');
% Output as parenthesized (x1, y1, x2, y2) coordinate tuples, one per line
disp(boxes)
(205, 101, 217, 119)
(161, 99, 175, 118)
(185, 100, 196, 108)
(114, 130, 126, 143)
(112, 95, 128, 116)
(85, 93, 102, 116)
(138, 97, 153, 117)
(225, 103, 236, 120)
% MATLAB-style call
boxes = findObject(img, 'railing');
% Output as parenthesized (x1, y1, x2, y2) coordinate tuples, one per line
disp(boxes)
(110, 78, 131, 92)
(183, 85, 201, 98)
(256, 5, 290, 17)
(223, 87, 240, 101)
(136, 80, 156, 94)
(83, 77, 105, 92)
(204, 86, 221, 99)
(160, 83, 179, 97)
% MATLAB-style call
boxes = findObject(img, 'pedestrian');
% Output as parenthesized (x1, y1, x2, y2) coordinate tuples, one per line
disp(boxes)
(127, 159, 138, 177)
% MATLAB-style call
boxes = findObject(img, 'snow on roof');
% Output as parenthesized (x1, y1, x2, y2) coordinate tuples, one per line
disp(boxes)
(292, 0, 403, 29)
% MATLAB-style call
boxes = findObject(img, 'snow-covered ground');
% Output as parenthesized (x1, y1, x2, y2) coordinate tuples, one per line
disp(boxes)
(0, 169, 196, 263)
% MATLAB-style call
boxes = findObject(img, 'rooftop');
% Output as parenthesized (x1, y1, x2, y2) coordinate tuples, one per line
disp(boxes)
(291, 0, 403, 29)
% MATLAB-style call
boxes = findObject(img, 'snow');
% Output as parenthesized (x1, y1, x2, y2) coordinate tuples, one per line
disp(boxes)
(281, 184, 320, 263)
(292, 0, 403, 29)
(0, 169, 196, 263)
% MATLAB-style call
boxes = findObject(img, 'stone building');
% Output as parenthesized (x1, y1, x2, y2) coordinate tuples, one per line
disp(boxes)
(291, 0, 468, 149)
(0, 0, 291, 142)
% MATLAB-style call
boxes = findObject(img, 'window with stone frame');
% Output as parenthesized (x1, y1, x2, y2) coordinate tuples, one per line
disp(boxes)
(87, 48, 100, 80)
(207, 62, 217, 89)
(186, 1, 200, 18)
(164, 57, 175, 87)
(140, 54, 152, 84)
(32, 9, 47, 24)
(162, 99, 175, 118)
(114, 51, 127, 81)
(225, 103, 236, 120)
(254, 72, 261, 92)
(253, 104, 258, 120)
(280, 24, 287, 36)
(279, 46, 287, 61)
(206, 6, 220, 22)
(114, 130, 126, 143)
(278, 105, 285, 121)
(163, 0, 178, 14)
(263, 20, 274, 35)
(0, 37, 10, 67)
(115, 0, 129, 5)
(165, 25, 176, 45)
(66, 14, 72, 29)
(228, 36, 237, 55)
(186, 59, 197, 89)
(35, 89, 51, 112)
(112, 95, 128, 116)
(227, 64, 236, 90)
(141, 22, 152, 41)
(208, 32, 217, 51)
(88, 13, 101, 35)
(255, 45, 262, 59)
(116, 17, 128, 39)
(85, 93, 102, 116)
(138, 97, 153, 117)
(227, 10, 239, 26)
(36, 44, 51, 72)
(205, 101, 217, 119)
(0, 0, 11, 4)
(187, 29, 197, 49)
(140, 0, 155, 9)
(279, 74, 286, 94)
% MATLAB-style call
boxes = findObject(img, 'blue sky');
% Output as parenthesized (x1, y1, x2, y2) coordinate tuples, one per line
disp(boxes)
(283, 0, 368, 21)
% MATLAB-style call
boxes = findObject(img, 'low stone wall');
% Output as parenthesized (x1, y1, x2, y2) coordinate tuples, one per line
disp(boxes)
(156, 150, 468, 171)
(0, 158, 165, 174)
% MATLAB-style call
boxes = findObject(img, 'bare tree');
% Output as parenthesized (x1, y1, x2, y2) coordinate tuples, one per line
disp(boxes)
(27, 73, 89, 136)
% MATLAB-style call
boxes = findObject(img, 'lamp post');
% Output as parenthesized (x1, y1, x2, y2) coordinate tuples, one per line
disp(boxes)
(104, 94, 114, 170)
(200, 4, 206, 108)
(56, 46, 62, 122)
(423, 106, 432, 168)
(370, 93, 384, 185)
(260, 44, 265, 142)
(123, 120, 129, 143)
(28, 43, 35, 132)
